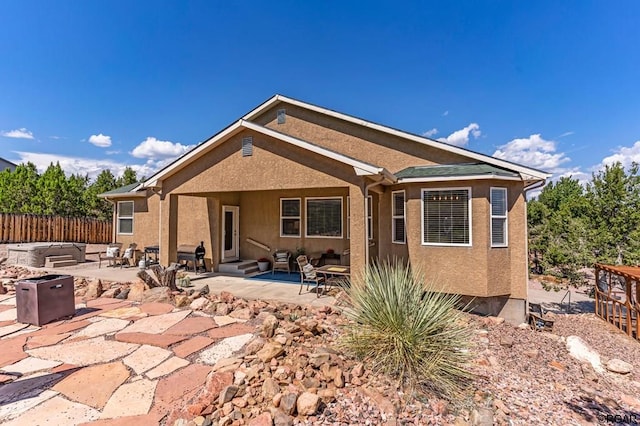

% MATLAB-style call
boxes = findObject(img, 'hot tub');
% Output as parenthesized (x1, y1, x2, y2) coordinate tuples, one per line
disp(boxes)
(7, 242, 86, 267)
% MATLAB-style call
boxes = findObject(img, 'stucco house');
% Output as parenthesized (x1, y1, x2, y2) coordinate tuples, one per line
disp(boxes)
(0, 157, 17, 172)
(100, 95, 549, 323)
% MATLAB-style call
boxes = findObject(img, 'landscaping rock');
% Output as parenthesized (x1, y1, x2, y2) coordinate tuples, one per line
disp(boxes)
(141, 287, 173, 304)
(279, 392, 298, 415)
(257, 342, 284, 363)
(566, 335, 603, 373)
(261, 315, 279, 338)
(606, 358, 633, 375)
(85, 279, 103, 299)
(296, 392, 320, 416)
(127, 281, 146, 301)
(219, 385, 239, 405)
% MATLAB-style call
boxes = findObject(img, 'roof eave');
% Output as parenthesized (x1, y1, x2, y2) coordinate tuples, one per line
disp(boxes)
(397, 174, 523, 184)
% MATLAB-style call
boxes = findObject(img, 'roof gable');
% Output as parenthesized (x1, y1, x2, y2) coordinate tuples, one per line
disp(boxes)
(244, 95, 550, 182)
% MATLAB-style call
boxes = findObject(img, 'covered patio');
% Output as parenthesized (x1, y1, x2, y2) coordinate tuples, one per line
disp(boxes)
(594, 263, 640, 341)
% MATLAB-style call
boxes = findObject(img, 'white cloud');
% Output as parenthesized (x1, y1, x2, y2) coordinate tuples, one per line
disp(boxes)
(422, 128, 438, 137)
(131, 137, 193, 160)
(106, 150, 121, 155)
(493, 134, 570, 172)
(13, 151, 157, 181)
(88, 133, 112, 148)
(438, 123, 481, 147)
(442, 110, 449, 117)
(1, 128, 34, 139)
(558, 131, 575, 138)
(600, 140, 640, 170)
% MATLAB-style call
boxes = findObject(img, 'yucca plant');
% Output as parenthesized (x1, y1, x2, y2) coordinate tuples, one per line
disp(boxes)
(341, 260, 473, 399)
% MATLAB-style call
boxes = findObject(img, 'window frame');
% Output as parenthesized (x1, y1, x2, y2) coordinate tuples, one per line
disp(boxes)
(392, 190, 406, 244)
(305, 196, 343, 239)
(490, 187, 508, 247)
(421, 187, 472, 247)
(280, 198, 301, 238)
(117, 201, 134, 235)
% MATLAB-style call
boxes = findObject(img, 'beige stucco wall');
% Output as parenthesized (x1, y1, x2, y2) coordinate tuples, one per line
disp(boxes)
(254, 104, 473, 173)
(375, 180, 527, 299)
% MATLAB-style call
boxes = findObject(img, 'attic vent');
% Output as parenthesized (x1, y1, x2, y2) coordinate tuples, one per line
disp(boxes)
(242, 136, 253, 157)
(277, 109, 286, 124)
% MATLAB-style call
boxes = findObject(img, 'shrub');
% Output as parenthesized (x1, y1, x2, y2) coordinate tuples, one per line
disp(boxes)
(341, 260, 473, 399)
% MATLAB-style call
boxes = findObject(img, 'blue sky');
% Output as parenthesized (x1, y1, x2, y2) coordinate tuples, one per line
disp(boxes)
(1, 1, 639, 183)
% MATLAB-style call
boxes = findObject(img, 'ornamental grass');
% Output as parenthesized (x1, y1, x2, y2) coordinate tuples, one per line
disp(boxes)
(341, 260, 473, 400)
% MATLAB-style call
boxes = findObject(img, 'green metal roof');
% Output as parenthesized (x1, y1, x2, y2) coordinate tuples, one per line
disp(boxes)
(98, 183, 140, 197)
(395, 163, 520, 180)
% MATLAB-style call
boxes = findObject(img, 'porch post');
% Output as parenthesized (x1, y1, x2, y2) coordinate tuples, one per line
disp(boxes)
(349, 184, 367, 277)
(160, 194, 178, 266)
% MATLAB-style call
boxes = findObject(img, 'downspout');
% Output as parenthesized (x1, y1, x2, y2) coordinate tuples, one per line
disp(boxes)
(151, 187, 163, 261)
(364, 175, 387, 266)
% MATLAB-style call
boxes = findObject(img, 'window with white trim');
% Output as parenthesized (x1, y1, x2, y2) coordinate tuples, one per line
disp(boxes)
(117, 201, 134, 235)
(422, 188, 471, 246)
(490, 187, 508, 247)
(306, 197, 342, 238)
(280, 198, 301, 237)
(392, 190, 406, 244)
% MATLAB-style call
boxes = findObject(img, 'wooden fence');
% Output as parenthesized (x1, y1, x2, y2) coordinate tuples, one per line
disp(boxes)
(0, 213, 113, 244)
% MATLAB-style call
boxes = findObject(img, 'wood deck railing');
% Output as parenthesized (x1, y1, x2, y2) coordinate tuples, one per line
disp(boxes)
(0, 213, 112, 244)
(594, 263, 639, 341)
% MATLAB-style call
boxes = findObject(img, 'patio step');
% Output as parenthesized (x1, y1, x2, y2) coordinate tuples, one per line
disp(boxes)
(218, 260, 259, 275)
(45, 255, 78, 268)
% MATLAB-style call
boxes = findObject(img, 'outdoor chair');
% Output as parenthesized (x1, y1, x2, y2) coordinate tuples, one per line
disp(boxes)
(296, 255, 327, 297)
(272, 250, 291, 274)
(98, 243, 123, 268)
(528, 302, 555, 332)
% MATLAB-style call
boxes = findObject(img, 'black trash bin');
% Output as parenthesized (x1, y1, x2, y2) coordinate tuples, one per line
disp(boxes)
(16, 274, 75, 326)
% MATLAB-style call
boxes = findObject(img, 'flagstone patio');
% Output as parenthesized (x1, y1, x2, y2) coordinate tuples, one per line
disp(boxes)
(0, 294, 280, 424)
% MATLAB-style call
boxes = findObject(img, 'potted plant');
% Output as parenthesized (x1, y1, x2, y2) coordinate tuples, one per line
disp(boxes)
(257, 257, 271, 272)
(176, 271, 192, 287)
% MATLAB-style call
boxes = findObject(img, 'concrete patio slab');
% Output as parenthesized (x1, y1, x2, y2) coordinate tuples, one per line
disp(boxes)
(52, 361, 130, 410)
(3, 395, 101, 426)
(26, 336, 139, 366)
(100, 378, 157, 419)
(119, 310, 190, 334)
(123, 345, 172, 375)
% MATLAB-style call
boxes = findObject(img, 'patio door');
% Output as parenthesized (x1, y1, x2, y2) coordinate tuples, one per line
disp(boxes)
(221, 205, 239, 262)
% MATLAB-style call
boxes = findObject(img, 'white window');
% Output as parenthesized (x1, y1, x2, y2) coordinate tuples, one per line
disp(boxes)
(306, 197, 343, 238)
(490, 187, 508, 247)
(117, 201, 134, 235)
(422, 188, 471, 246)
(280, 198, 301, 237)
(392, 190, 406, 244)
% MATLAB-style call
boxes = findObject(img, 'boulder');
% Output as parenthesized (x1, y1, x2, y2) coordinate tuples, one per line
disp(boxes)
(85, 279, 103, 299)
(248, 412, 272, 426)
(566, 335, 603, 373)
(190, 297, 209, 310)
(127, 281, 146, 301)
(279, 392, 298, 415)
(606, 358, 633, 375)
(262, 315, 279, 338)
(296, 392, 320, 416)
(230, 307, 253, 320)
(219, 385, 239, 405)
(141, 286, 172, 303)
(257, 342, 284, 363)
